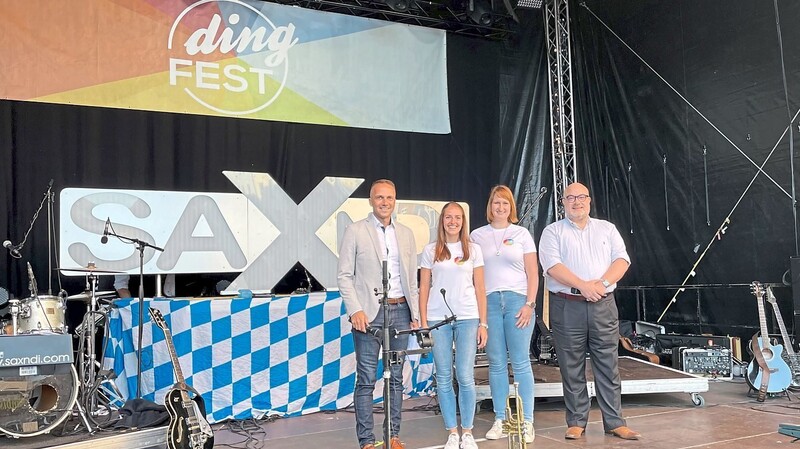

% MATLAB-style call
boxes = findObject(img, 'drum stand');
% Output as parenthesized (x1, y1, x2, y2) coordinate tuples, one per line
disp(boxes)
(75, 273, 121, 430)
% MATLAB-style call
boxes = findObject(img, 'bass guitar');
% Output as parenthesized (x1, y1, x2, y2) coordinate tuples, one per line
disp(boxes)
(149, 308, 214, 449)
(764, 285, 800, 390)
(746, 282, 791, 395)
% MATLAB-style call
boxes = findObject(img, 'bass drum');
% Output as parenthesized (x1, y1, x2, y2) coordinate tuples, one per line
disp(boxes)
(0, 363, 78, 437)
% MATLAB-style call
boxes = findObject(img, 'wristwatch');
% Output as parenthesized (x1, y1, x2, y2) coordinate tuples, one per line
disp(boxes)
(479, 323, 489, 330)
(525, 300, 536, 309)
(601, 279, 611, 288)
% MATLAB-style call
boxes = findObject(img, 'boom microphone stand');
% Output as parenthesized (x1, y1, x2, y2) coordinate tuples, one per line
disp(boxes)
(378, 260, 392, 448)
(372, 282, 456, 447)
(103, 222, 164, 399)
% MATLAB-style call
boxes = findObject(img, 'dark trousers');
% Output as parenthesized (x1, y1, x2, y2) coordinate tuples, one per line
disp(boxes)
(550, 293, 626, 431)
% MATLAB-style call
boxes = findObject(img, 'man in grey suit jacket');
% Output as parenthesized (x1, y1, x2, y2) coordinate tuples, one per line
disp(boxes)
(337, 179, 419, 449)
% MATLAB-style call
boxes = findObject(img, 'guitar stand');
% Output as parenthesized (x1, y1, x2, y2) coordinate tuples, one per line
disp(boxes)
(746, 387, 791, 401)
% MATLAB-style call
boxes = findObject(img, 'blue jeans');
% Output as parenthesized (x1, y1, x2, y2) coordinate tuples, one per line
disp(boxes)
(486, 291, 535, 422)
(352, 303, 411, 447)
(431, 318, 479, 430)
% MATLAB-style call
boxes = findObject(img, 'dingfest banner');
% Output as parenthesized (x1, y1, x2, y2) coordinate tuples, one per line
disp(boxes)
(0, 0, 450, 133)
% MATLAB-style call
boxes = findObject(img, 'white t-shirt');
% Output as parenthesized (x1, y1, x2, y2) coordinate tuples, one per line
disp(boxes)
(420, 241, 484, 321)
(470, 223, 536, 295)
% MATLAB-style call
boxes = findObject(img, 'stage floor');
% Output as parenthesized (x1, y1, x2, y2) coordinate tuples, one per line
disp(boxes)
(4, 359, 798, 449)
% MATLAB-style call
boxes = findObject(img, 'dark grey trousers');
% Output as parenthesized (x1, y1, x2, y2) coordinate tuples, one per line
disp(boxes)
(550, 292, 626, 431)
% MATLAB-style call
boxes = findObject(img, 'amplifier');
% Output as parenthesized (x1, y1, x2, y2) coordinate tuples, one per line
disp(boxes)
(677, 347, 733, 379)
(656, 334, 731, 354)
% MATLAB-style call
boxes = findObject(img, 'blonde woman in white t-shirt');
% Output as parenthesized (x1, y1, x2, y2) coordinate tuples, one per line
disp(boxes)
(420, 202, 487, 449)
(470, 185, 539, 443)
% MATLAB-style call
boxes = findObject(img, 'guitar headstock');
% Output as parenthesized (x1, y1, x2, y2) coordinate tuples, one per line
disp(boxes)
(148, 307, 169, 332)
(751, 281, 764, 299)
(765, 285, 778, 305)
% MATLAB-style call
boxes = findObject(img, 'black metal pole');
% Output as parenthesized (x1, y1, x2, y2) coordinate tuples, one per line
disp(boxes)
(136, 242, 145, 399)
(380, 259, 391, 447)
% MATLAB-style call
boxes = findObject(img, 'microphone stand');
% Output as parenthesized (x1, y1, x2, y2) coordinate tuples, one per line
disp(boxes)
(378, 260, 392, 448)
(104, 225, 164, 399)
(518, 187, 548, 225)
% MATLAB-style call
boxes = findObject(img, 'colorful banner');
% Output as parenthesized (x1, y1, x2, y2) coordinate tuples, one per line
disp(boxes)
(0, 0, 450, 133)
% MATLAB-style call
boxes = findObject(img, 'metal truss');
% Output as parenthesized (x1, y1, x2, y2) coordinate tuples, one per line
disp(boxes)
(544, 0, 576, 220)
(263, 0, 519, 40)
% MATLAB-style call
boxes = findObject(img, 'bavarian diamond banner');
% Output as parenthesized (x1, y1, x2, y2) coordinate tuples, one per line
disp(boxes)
(0, 0, 450, 134)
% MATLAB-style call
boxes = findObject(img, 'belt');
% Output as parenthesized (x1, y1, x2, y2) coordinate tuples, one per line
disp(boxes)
(551, 291, 609, 301)
(387, 296, 406, 305)
(551, 291, 584, 301)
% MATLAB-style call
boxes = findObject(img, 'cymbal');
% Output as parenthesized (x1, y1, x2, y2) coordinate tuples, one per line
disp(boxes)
(58, 264, 123, 275)
(66, 291, 116, 301)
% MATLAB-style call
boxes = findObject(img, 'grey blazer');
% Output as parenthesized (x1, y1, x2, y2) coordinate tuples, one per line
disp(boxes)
(337, 215, 420, 323)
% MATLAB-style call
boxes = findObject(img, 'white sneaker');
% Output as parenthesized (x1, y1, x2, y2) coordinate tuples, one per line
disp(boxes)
(523, 421, 535, 443)
(460, 433, 478, 449)
(485, 419, 506, 440)
(444, 433, 460, 449)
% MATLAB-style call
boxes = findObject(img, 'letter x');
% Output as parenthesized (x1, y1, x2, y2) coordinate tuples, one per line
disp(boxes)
(224, 171, 363, 292)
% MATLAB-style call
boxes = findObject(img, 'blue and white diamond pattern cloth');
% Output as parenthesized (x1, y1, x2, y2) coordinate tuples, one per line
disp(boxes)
(103, 292, 434, 424)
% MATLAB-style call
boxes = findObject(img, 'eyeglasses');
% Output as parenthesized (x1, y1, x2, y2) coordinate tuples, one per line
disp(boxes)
(563, 194, 589, 203)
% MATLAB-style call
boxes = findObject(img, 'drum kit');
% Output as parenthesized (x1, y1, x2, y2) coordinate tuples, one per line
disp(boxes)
(0, 180, 145, 438)
(0, 262, 122, 438)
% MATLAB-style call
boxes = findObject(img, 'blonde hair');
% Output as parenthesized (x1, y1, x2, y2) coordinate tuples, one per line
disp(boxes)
(435, 202, 471, 262)
(485, 185, 519, 223)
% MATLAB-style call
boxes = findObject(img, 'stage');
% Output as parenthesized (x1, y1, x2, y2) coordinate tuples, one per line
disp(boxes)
(475, 357, 710, 406)
(2, 363, 797, 449)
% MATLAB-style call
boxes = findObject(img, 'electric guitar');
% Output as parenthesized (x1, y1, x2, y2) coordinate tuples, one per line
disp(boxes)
(148, 308, 214, 449)
(764, 285, 800, 390)
(531, 318, 557, 365)
(619, 336, 660, 364)
(746, 282, 791, 394)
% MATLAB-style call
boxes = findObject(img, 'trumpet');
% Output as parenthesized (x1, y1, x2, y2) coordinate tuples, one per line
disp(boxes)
(502, 382, 526, 449)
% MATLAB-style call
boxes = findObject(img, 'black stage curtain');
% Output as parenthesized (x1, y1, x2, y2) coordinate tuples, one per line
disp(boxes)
(0, 11, 550, 302)
(572, 0, 800, 339)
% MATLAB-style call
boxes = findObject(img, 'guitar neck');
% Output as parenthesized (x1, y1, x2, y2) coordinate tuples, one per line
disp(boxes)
(767, 286, 795, 356)
(755, 287, 772, 350)
(162, 328, 192, 403)
(162, 329, 185, 382)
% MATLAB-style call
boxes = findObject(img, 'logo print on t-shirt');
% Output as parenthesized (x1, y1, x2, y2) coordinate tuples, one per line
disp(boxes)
(503, 238, 514, 246)
(454, 257, 466, 265)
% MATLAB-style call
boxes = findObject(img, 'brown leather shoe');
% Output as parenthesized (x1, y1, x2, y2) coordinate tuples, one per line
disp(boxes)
(606, 426, 641, 440)
(389, 437, 405, 449)
(565, 426, 585, 439)
(361, 444, 376, 449)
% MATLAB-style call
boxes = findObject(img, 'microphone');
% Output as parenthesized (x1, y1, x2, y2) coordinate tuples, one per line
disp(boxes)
(536, 186, 548, 202)
(440, 288, 457, 321)
(364, 326, 384, 338)
(100, 217, 110, 244)
(27, 262, 38, 297)
(3, 240, 21, 258)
